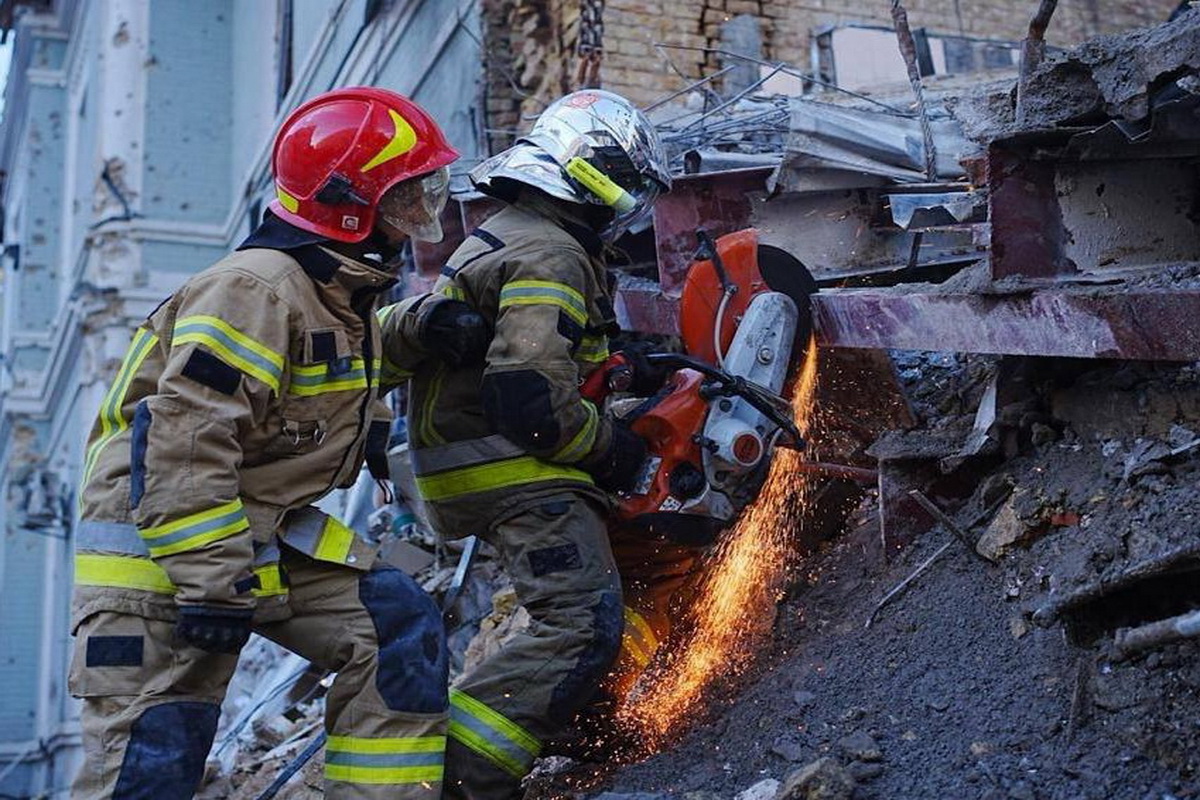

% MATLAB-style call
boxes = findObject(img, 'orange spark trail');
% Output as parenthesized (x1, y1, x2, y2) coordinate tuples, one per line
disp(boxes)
(617, 338, 820, 747)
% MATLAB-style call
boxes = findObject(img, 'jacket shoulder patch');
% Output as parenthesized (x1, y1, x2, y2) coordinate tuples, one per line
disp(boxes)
(182, 348, 242, 395)
(444, 228, 507, 278)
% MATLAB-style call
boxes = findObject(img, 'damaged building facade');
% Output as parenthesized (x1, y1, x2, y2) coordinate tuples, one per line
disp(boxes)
(0, 0, 484, 793)
(0, 0, 1189, 796)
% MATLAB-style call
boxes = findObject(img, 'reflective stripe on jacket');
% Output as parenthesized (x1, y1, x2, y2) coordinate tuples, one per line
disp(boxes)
(379, 196, 615, 535)
(75, 244, 393, 626)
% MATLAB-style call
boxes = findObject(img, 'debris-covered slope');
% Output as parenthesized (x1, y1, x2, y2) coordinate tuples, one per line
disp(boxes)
(530, 355, 1200, 800)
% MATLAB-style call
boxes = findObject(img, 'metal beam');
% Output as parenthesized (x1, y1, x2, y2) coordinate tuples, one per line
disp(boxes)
(812, 287, 1200, 360)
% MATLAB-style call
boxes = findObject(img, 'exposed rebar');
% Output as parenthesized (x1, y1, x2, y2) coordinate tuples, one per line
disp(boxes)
(890, 0, 938, 181)
(1016, 0, 1060, 124)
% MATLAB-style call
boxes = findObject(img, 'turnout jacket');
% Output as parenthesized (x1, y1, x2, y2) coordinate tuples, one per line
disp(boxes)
(74, 237, 399, 628)
(379, 195, 616, 536)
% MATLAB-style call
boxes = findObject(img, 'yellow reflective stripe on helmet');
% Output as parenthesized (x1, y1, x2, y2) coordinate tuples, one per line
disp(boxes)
(83, 329, 159, 484)
(566, 156, 637, 213)
(138, 499, 249, 558)
(288, 359, 369, 396)
(576, 334, 610, 364)
(74, 553, 176, 594)
(276, 186, 300, 213)
(173, 316, 285, 393)
(313, 516, 356, 563)
(448, 690, 540, 779)
(499, 280, 587, 325)
(359, 108, 418, 173)
(415, 457, 592, 502)
(551, 400, 598, 463)
(325, 734, 445, 786)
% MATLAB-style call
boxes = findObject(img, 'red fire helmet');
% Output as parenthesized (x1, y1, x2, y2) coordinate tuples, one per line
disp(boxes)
(269, 87, 459, 242)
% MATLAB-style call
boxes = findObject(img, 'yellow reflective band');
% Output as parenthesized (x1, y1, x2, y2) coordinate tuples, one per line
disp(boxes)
(288, 359, 369, 396)
(173, 315, 284, 393)
(277, 186, 299, 213)
(376, 303, 398, 326)
(552, 401, 598, 463)
(416, 457, 592, 502)
(448, 721, 527, 778)
(325, 764, 444, 785)
(499, 280, 588, 325)
(624, 606, 659, 650)
(74, 553, 176, 594)
(313, 516, 355, 563)
(577, 334, 609, 363)
(84, 329, 159, 483)
(325, 734, 445, 786)
(419, 366, 447, 446)
(449, 690, 540, 778)
(252, 564, 287, 598)
(622, 633, 652, 668)
(327, 735, 446, 754)
(450, 689, 540, 756)
(441, 285, 466, 301)
(139, 499, 250, 558)
(380, 357, 412, 387)
(360, 108, 418, 173)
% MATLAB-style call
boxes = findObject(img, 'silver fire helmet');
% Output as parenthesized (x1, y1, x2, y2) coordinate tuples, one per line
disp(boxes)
(470, 89, 672, 240)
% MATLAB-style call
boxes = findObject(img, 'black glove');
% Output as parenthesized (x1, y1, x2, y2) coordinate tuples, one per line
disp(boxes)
(616, 341, 670, 396)
(587, 421, 649, 494)
(422, 299, 490, 367)
(175, 606, 253, 654)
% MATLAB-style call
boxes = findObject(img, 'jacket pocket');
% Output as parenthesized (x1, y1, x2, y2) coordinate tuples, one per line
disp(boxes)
(69, 611, 170, 697)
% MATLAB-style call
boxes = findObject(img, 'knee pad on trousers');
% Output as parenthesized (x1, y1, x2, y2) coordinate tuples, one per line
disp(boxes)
(548, 591, 623, 724)
(114, 701, 220, 800)
(359, 566, 449, 713)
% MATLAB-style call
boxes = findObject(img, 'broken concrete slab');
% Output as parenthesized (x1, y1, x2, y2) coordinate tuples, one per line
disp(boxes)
(975, 490, 1035, 561)
(734, 778, 781, 800)
(775, 757, 856, 800)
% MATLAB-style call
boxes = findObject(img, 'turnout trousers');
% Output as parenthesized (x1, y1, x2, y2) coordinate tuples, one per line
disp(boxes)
(443, 493, 623, 800)
(69, 548, 448, 800)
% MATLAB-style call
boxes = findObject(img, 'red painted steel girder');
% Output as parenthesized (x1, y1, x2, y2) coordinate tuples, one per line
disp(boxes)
(811, 287, 1200, 360)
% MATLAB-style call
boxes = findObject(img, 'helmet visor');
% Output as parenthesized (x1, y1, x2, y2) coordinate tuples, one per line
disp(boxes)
(377, 166, 452, 243)
(602, 176, 663, 242)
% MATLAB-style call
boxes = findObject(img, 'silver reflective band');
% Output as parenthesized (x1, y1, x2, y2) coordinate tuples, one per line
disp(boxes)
(409, 434, 527, 476)
(76, 520, 148, 556)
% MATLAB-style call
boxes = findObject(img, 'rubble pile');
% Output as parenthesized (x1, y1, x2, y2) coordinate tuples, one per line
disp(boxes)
(534, 355, 1200, 799)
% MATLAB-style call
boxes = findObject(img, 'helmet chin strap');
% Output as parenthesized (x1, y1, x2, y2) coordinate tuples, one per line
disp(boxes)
(328, 228, 405, 272)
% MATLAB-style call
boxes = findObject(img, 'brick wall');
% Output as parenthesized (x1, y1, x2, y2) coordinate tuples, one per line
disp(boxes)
(482, 0, 1181, 143)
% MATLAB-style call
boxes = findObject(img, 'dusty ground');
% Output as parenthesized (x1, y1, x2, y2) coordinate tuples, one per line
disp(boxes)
(528, 356, 1200, 800)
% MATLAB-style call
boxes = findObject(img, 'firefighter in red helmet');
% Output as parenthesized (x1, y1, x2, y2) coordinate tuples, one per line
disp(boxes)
(69, 88, 484, 800)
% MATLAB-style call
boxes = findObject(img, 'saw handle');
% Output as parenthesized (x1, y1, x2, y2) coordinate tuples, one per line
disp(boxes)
(580, 353, 633, 404)
(645, 353, 805, 449)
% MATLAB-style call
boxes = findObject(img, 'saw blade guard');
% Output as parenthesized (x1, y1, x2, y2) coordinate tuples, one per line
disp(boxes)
(679, 228, 817, 371)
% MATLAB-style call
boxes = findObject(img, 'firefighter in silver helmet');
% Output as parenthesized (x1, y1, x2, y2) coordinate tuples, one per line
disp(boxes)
(380, 89, 672, 798)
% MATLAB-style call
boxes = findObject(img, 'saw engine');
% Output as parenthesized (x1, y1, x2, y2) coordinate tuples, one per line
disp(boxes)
(585, 228, 817, 546)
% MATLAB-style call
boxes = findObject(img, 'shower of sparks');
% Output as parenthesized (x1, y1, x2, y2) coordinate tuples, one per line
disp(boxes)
(615, 338, 821, 749)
